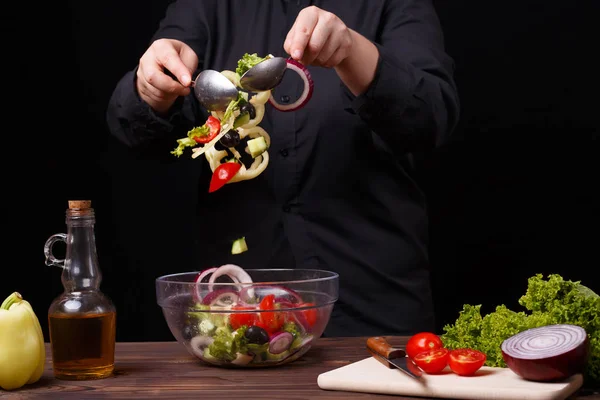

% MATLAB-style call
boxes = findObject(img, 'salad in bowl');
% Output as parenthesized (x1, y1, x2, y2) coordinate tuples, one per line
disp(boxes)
(156, 264, 338, 367)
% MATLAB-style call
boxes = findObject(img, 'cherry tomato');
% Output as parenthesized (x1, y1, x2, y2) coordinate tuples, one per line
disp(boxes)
(448, 348, 487, 376)
(193, 116, 221, 144)
(208, 161, 241, 193)
(297, 302, 317, 327)
(413, 348, 450, 374)
(258, 294, 284, 334)
(229, 305, 256, 330)
(405, 332, 444, 359)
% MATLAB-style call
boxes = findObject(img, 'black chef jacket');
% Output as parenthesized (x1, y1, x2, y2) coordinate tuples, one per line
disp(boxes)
(106, 0, 460, 337)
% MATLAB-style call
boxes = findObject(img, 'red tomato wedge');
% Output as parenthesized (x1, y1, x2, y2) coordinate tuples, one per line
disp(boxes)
(209, 162, 241, 193)
(229, 305, 256, 330)
(413, 348, 450, 374)
(405, 332, 444, 359)
(448, 348, 487, 376)
(193, 116, 221, 144)
(297, 302, 317, 327)
(258, 294, 284, 334)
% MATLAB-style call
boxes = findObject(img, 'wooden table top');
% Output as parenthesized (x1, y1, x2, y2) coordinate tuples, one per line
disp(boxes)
(3, 336, 599, 399)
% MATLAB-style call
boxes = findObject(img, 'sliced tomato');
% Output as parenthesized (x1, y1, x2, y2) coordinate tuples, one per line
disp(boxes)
(297, 302, 317, 327)
(229, 305, 256, 330)
(405, 332, 444, 359)
(258, 294, 284, 334)
(413, 348, 450, 374)
(208, 161, 241, 193)
(193, 116, 221, 144)
(448, 348, 487, 376)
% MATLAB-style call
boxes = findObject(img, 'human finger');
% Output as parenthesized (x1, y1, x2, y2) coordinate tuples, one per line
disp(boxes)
(320, 29, 353, 68)
(301, 14, 334, 65)
(288, 6, 319, 61)
(137, 52, 190, 98)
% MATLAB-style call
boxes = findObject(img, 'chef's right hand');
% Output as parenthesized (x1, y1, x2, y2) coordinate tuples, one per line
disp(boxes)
(136, 39, 198, 115)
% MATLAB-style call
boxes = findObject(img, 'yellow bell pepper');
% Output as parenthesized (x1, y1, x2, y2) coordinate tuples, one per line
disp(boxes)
(0, 292, 45, 391)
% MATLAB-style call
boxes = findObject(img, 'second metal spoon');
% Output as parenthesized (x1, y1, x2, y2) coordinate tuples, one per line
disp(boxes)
(239, 57, 288, 92)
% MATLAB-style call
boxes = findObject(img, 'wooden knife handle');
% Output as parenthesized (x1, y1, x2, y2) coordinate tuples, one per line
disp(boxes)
(366, 336, 406, 359)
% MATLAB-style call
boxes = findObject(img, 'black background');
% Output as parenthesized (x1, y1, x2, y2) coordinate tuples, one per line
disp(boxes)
(10, 0, 599, 342)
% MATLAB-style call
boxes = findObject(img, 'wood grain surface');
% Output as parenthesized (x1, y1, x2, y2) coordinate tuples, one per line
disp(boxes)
(2, 337, 599, 399)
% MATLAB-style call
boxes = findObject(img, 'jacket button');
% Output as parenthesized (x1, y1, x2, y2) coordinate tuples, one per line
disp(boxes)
(280, 149, 289, 157)
(280, 95, 290, 103)
(282, 205, 291, 212)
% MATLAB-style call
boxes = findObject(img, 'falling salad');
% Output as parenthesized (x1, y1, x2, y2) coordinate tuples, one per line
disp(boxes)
(171, 53, 314, 193)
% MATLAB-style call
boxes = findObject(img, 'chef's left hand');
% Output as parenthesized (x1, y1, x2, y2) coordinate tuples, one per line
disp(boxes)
(284, 6, 353, 68)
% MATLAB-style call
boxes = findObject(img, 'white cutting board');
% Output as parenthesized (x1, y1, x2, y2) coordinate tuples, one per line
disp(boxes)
(317, 357, 583, 400)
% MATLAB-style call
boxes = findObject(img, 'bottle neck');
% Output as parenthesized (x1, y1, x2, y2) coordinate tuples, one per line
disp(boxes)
(62, 211, 102, 292)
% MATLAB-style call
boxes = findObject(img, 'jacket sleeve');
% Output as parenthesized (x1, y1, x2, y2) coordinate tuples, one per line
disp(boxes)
(105, 0, 212, 150)
(342, 0, 460, 154)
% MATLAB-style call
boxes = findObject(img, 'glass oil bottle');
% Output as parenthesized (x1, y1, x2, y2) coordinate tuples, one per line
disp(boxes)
(44, 200, 116, 380)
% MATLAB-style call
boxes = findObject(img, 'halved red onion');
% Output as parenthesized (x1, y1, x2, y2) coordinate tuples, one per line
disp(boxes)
(501, 324, 590, 382)
(207, 264, 254, 298)
(268, 58, 314, 112)
(201, 289, 239, 307)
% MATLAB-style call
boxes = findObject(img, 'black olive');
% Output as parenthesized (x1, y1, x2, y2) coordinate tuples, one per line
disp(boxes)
(240, 102, 256, 120)
(214, 141, 227, 151)
(219, 129, 241, 148)
(244, 325, 270, 345)
(237, 137, 255, 169)
(182, 324, 196, 341)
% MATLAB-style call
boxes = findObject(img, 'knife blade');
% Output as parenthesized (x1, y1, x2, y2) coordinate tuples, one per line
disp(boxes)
(366, 336, 424, 380)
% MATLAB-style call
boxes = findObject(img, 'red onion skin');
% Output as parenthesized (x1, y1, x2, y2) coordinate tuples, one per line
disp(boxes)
(502, 336, 590, 382)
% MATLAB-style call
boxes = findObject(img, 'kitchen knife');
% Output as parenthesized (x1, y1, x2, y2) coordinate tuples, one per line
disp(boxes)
(366, 336, 424, 380)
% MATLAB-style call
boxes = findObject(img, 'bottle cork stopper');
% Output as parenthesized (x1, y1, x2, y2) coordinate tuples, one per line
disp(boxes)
(68, 200, 92, 209)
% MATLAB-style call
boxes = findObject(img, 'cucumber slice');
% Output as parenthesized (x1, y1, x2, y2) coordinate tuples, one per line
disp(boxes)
(231, 237, 248, 254)
(247, 136, 268, 158)
(233, 112, 250, 128)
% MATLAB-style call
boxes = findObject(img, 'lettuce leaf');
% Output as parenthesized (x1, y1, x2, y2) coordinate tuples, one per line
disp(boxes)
(207, 325, 248, 362)
(235, 53, 270, 76)
(441, 274, 600, 384)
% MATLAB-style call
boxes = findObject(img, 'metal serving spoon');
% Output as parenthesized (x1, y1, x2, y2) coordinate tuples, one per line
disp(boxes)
(193, 69, 239, 112)
(239, 57, 288, 92)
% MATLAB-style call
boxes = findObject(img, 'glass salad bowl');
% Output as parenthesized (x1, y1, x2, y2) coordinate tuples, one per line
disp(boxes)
(156, 265, 339, 368)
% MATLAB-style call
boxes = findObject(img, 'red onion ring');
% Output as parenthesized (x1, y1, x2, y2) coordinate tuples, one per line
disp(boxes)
(268, 58, 314, 112)
(277, 300, 311, 332)
(190, 335, 214, 359)
(194, 267, 241, 302)
(196, 267, 218, 283)
(194, 267, 217, 302)
(201, 289, 239, 307)
(239, 284, 303, 304)
(208, 264, 254, 298)
(501, 324, 589, 382)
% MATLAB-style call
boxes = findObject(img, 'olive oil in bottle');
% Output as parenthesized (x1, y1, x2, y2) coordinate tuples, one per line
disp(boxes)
(45, 200, 116, 380)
